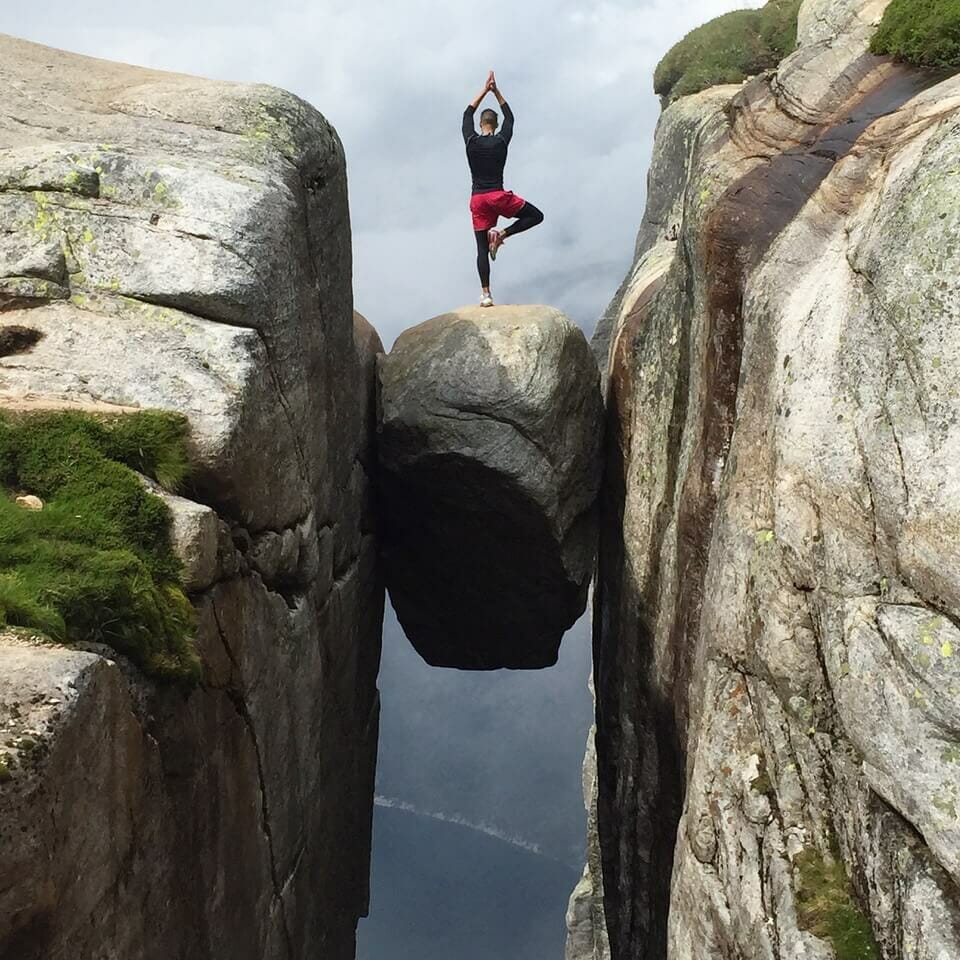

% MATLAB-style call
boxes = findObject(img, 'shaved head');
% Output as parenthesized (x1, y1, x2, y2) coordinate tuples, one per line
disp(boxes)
(480, 108, 498, 129)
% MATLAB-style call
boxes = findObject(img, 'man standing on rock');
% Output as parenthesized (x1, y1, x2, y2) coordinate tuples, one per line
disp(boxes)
(463, 71, 544, 307)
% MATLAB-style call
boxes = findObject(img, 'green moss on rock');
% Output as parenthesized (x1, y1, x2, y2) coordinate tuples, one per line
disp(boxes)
(794, 850, 880, 960)
(654, 0, 802, 102)
(870, 0, 960, 69)
(0, 410, 200, 683)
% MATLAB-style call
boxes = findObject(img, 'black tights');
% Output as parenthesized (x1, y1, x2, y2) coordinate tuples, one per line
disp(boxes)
(474, 201, 544, 287)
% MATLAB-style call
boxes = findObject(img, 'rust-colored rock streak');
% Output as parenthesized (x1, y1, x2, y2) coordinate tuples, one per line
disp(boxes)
(594, 63, 935, 960)
(670, 63, 935, 752)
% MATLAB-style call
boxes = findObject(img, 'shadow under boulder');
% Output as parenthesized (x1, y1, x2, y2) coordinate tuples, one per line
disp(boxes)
(377, 305, 603, 670)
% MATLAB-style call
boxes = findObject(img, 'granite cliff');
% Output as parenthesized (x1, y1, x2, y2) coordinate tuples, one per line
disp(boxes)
(0, 34, 382, 960)
(570, 0, 960, 958)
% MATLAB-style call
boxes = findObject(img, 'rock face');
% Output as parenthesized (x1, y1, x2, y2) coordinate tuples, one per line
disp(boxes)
(574, 1, 960, 958)
(378, 305, 602, 669)
(565, 726, 612, 960)
(0, 34, 383, 960)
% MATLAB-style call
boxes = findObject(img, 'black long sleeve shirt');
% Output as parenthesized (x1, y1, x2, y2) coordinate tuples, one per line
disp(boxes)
(462, 102, 514, 194)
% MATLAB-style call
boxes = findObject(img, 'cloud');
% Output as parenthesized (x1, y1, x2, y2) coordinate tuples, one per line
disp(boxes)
(373, 602, 595, 866)
(8, 0, 760, 345)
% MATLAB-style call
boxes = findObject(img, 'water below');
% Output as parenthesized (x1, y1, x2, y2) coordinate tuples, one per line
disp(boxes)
(358, 602, 594, 958)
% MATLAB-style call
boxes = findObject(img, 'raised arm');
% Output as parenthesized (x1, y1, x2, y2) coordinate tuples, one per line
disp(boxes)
(462, 103, 477, 144)
(468, 81, 490, 112)
(490, 74, 513, 143)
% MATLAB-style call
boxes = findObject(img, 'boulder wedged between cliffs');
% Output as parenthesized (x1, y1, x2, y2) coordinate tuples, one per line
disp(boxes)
(377, 305, 603, 670)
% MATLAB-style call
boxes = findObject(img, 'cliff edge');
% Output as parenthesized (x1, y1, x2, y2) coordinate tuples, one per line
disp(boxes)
(575, 0, 960, 958)
(0, 34, 383, 960)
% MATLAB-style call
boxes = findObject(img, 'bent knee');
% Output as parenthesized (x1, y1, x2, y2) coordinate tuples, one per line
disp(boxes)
(531, 207, 545, 224)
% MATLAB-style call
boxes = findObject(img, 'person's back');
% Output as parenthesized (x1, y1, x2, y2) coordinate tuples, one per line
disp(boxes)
(464, 105, 513, 194)
(462, 71, 544, 308)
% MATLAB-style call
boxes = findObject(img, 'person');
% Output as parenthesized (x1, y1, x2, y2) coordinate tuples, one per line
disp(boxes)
(462, 70, 544, 307)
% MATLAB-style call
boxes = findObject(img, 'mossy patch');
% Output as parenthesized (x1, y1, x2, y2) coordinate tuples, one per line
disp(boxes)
(751, 762, 774, 795)
(654, 0, 802, 102)
(0, 410, 200, 683)
(870, 0, 960, 69)
(794, 850, 880, 960)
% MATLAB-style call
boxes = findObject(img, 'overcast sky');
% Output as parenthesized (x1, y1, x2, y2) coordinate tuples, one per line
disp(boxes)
(8, 0, 756, 345)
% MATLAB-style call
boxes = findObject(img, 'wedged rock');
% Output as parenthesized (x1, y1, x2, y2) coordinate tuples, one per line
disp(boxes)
(163, 493, 222, 593)
(138, 476, 223, 593)
(378, 305, 602, 670)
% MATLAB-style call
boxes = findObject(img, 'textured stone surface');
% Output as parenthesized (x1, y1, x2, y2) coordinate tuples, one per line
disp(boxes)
(0, 635, 158, 957)
(144, 480, 223, 592)
(565, 724, 612, 960)
(0, 33, 383, 960)
(0, 30, 354, 532)
(378, 305, 602, 669)
(591, 85, 737, 371)
(576, 1, 960, 958)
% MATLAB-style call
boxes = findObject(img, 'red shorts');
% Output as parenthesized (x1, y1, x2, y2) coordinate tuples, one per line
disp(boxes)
(470, 189, 526, 231)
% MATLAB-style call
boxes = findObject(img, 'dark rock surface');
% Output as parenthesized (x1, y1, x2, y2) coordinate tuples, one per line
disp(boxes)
(378, 305, 602, 670)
